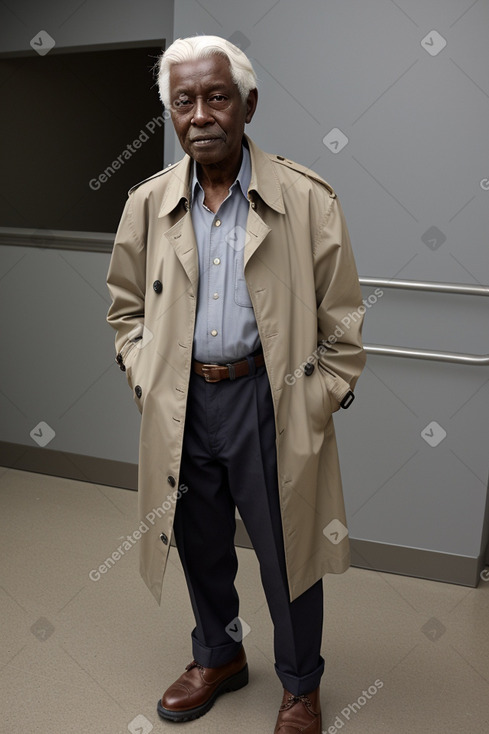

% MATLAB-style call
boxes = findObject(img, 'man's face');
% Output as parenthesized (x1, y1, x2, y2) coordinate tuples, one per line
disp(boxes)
(168, 54, 257, 167)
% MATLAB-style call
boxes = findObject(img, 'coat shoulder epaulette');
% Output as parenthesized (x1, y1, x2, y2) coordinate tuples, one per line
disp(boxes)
(269, 154, 336, 198)
(128, 161, 180, 196)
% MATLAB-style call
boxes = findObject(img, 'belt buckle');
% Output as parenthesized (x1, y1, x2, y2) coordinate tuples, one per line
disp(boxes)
(201, 364, 220, 383)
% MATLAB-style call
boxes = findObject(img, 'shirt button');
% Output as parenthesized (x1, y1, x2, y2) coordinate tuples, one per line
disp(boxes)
(210, 329, 218, 337)
(213, 292, 219, 299)
(215, 219, 222, 227)
(213, 257, 221, 265)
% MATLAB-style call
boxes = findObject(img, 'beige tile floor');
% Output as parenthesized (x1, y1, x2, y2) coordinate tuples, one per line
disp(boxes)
(1, 465, 488, 734)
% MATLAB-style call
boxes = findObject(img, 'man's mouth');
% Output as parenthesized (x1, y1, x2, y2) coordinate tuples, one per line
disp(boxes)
(190, 136, 222, 145)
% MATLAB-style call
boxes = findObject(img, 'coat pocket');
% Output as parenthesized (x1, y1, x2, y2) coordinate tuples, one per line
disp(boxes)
(126, 346, 145, 414)
(120, 341, 138, 389)
(317, 363, 340, 414)
(300, 365, 332, 433)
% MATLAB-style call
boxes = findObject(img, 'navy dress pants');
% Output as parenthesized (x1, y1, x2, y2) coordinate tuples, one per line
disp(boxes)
(173, 359, 324, 696)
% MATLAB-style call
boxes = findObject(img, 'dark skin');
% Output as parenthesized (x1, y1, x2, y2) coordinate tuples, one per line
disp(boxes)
(168, 54, 258, 213)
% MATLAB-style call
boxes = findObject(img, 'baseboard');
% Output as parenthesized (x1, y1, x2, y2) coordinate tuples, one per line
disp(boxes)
(349, 538, 483, 588)
(235, 520, 484, 588)
(1, 440, 484, 587)
(0, 441, 137, 490)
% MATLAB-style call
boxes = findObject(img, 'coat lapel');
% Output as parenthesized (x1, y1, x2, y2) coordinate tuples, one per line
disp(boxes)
(244, 206, 271, 268)
(158, 156, 199, 296)
(243, 135, 284, 267)
(158, 138, 286, 290)
(164, 213, 199, 296)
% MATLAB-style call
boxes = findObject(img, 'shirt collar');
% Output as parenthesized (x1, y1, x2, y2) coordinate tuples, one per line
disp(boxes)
(190, 143, 251, 206)
(157, 135, 285, 218)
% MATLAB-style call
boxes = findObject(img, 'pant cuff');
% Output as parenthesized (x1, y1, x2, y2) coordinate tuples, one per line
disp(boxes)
(191, 629, 243, 668)
(274, 656, 325, 696)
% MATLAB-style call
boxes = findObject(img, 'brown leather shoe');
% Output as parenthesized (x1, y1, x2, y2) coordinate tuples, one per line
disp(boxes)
(274, 687, 322, 733)
(157, 647, 248, 722)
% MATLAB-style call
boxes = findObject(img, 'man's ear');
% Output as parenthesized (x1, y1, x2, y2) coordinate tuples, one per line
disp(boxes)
(245, 88, 258, 124)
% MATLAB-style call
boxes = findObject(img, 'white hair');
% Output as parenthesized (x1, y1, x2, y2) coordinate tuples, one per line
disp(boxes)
(156, 35, 257, 108)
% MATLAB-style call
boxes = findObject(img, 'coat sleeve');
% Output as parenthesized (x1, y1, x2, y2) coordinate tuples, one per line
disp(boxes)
(312, 190, 367, 409)
(106, 193, 147, 371)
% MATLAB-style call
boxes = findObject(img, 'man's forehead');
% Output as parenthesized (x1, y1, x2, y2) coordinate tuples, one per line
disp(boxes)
(169, 54, 235, 92)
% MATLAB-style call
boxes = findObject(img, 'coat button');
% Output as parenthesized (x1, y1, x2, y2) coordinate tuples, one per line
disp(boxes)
(167, 475, 176, 487)
(135, 385, 142, 398)
(160, 532, 168, 545)
(153, 280, 162, 294)
(304, 363, 314, 376)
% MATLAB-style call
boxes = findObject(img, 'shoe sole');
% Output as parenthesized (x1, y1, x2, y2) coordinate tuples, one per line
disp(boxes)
(157, 663, 249, 722)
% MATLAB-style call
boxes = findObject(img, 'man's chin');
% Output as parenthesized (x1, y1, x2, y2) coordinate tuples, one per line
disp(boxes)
(188, 139, 225, 163)
(191, 151, 227, 167)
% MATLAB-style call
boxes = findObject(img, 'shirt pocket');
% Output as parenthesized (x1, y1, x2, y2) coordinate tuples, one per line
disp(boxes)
(234, 258, 253, 308)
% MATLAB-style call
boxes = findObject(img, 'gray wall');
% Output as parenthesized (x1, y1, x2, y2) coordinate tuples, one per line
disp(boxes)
(1, 1, 488, 570)
(169, 0, 489, 567)
(0, 0, 174, 466)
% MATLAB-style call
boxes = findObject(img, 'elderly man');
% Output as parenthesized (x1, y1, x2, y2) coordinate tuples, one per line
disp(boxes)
(107, 35, 366, 733)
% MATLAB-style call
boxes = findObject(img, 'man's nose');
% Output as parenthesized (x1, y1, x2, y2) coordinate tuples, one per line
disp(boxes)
(191, 98, 213, 125)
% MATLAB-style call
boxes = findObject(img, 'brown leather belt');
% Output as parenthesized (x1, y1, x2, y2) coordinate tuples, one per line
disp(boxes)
(192, 354, 265, 383)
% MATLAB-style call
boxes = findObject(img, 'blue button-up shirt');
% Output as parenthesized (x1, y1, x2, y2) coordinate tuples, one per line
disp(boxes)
(191, 145, 261, 363)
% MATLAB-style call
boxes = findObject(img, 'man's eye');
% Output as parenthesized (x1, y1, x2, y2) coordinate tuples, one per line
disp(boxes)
(173, 97, 192, 108)
(209, 95, 227, 103)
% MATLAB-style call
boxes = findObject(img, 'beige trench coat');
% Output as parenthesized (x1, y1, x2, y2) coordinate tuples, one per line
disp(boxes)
(107, 135, 366, 604)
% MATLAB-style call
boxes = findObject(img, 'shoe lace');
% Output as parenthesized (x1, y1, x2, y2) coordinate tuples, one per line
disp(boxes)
(280, 694, 315, 713)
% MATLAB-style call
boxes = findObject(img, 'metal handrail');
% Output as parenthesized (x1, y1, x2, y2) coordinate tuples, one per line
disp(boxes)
(0, 226, 114, 253)
(365, 344, 489, 366)
(360, 277, 489, 365)
(360, 277, 489, 297)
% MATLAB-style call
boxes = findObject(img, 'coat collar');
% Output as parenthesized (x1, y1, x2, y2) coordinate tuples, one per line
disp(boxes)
(158, 157, 192, 218)
(246, 135, 285, 214)
(158, 134, 285, 218)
